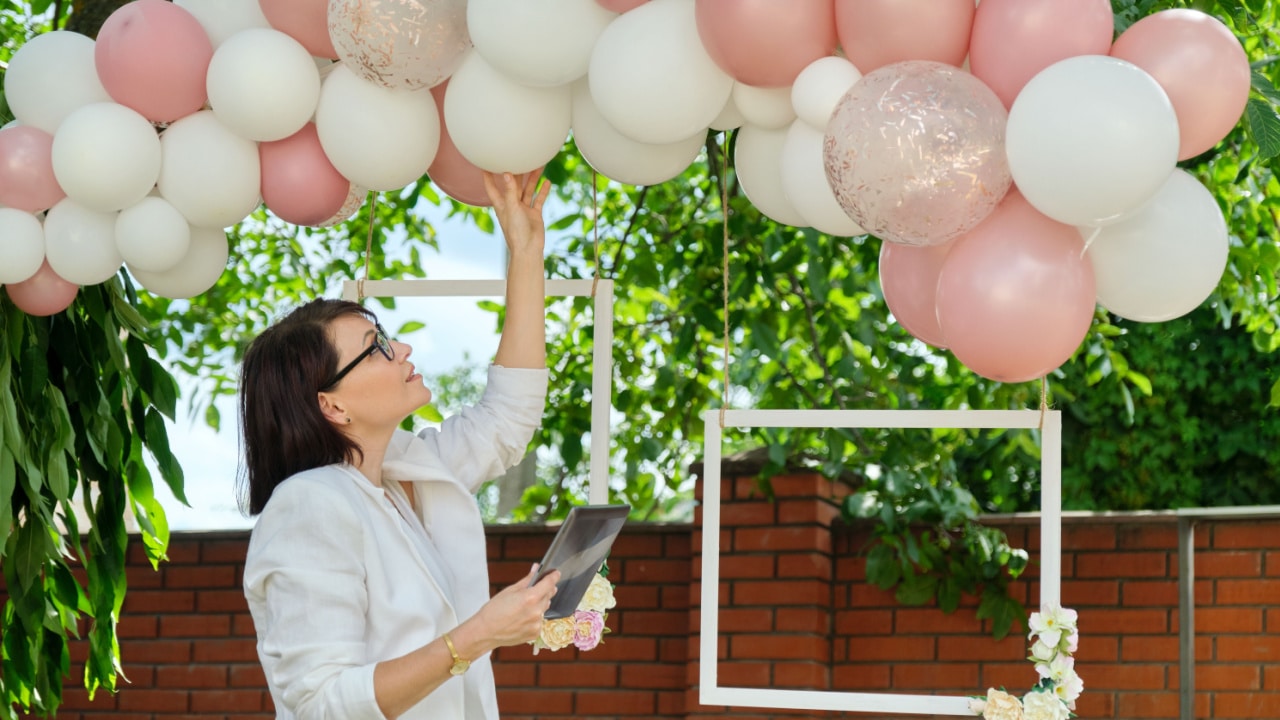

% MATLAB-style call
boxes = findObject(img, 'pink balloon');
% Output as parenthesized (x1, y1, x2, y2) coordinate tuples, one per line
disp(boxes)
(260, 123, 351, 226)
(427, 82, 492, 208)
(0, 126, 65, 213)
(824, 61, 1011, 247)
(260, 0, 337, 58)
(596, 0, 647, 11)
(834, 0, 974, 73)
(4, 260, 79, 317)
(695, 0, 838, 88)
(94, 0, 214, 123)
(1111, 9, 1250, 160)
(969, 0, 1114, 109)
(879, 240, 952, 348)
(935, 191, 1096, 383)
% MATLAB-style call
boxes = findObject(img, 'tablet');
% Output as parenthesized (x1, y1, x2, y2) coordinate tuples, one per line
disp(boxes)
(534, 504, 630, 619)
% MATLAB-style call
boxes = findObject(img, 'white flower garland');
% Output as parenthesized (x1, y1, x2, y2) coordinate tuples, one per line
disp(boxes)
(970, 604, 1082, 720)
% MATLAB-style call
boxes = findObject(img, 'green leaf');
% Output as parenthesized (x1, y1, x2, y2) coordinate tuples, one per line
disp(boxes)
(894, 572, 938, 606)
(1246, 97, 1280, 157)
(1252, 69, 1280, 105)
(865, 543, 901, 589)
(144, 408, 187, 506)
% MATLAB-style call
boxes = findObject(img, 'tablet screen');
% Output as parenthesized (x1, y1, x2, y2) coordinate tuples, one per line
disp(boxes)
(534, 504, 630, 619)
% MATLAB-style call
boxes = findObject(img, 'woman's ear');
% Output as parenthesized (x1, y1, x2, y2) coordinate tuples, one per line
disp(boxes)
(317, 391, 349, 426)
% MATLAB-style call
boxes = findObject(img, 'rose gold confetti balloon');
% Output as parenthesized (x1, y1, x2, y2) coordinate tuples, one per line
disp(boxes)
(823, 60, 1011, 247)
(328, 0, 471, 91)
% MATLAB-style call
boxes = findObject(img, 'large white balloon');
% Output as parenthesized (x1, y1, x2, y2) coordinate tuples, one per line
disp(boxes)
(571, 80, 704, 185)
(444, 51, 571, 174)
(792, 56, 862, 131)
(5, 31, 112, 135)
(43, 198, 123, 285)
(733, 83, 795, 130)
(116, 196, 192, 273)
(158, 111, 262, 228)
(1007, 56, 1179, 227)
(0, 209, 46, 284)
(130, 226, 229, 299)
(735, 124, 808, 228)
(174, 0, 271, 47)
(709, 91, 745, 132)
(1086, 170, 1228, 322)
(588, 0, 733, 144)
(315, 65, 440, 191)
(207, 28, 320, 142)
(780, 120, 863, 237)
(469, 0, 615, 87)
(51, 102, 161, 213)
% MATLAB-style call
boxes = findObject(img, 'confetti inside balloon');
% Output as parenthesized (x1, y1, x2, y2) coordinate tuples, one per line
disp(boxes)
(328, 0, 471, 90)
(823, 60, 1011, 247)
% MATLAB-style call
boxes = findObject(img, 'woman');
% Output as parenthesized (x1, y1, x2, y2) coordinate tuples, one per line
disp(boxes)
(239, 171, 558, 720)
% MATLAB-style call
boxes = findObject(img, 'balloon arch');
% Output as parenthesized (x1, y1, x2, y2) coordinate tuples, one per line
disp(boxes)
(0, 0, 1249, 382)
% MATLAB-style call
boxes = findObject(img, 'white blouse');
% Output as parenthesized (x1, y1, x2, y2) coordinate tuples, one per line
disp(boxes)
(243, 366, 549, 720)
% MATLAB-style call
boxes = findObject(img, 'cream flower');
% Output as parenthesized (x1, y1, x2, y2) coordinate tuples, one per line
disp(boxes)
(579, 573, 617, 613)
(537, 617, 576, 652)
(982, 688, 1023, 720)
(1030, 639, 1057, 663)
(1021, 690, 1070, 720)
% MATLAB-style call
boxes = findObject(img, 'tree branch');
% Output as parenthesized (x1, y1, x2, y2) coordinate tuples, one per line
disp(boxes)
(786, 271, 848, 409)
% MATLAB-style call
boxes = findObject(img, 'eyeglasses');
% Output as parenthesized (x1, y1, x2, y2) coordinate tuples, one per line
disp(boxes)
(323, 323, 394, 389)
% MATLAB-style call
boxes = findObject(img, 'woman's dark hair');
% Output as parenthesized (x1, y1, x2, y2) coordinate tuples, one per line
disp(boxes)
(237, 299, 374, 515)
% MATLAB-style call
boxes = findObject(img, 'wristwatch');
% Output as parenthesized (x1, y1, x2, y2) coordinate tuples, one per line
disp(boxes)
(443, 633, 470, 676)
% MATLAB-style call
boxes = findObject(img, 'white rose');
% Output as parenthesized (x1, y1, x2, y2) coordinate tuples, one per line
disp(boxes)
(983, 689, 1023, 720)
(1022, 690, 1070, 720)
(579, 573, 617, 613)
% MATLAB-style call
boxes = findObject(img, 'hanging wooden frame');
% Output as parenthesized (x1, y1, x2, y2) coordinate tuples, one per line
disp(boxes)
(699, 408, 1062, 716)
(342, 278, 615, 504)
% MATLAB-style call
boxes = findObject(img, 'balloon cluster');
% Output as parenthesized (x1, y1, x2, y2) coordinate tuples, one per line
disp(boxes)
(0, 0, 1248, 386)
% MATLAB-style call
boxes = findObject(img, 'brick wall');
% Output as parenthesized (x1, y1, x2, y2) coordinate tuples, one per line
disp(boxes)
(9, 472, 1279, 720)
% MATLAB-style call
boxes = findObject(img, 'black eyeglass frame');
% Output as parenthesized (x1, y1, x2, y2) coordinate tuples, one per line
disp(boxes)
(322, 323, 394, 390)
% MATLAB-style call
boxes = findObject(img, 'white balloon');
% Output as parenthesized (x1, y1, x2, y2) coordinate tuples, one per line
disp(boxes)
(174, 0, 271, 47)
(1007, 56, 1179, 227)
(735, 124, 808, 228)
(709, 92, 745, 132)
(588, 0, 733, 144)
(116, 197, 192, 273)
(315, 65, 439, 191)
(207, 28, 321, 142)
(469, 0, 615, 87)
(158, 111, 262, 228)
(792, 56, 862, 131)
(733, 83, 795, 130)
(1086, 170, 1228, 322)
(780, 120, 863, 236)
(0, 209, 46, 283)
(444, 50, 571, 174)
(51, 103, 161, 213)
(571, 80, 703, 185)
(130, 226, 229, 299)
(43, 198, 123, 285)
(4, 31, 112, 135)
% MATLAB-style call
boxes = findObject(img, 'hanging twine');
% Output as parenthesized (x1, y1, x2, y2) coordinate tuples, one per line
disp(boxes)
(356, 191, 380, 301)
(719, 132, 732, 429)
(1039, 376, 1049, 430)
(591, 170, 601, 298)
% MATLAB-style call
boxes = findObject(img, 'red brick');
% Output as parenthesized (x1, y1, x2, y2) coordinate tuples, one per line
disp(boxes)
(1123, 580, 1178, 606)
(200, 538, 250, 563)
(1197, 665, 1260, 691)
(775, 552, 831, 580)
(1118, 524, 1179, 549)
(1196, 550, 1263, 577)
(123, 590, 195, 613)
(774, 608, 829, 634)
(720, 500, 776, 526)
(891, 662, 978, 690)
(718, 607, 775, 633)
(1265, 666, 1280, 690)
(166, 565, 236, 588)
(893, 608, 984, 635)
(776, 498, 840, 527)
(190, 689, 268, 712)
(1195, 607, 1263, 633)
(1074, 635, 1120, 662)
(117, 614, 158, 639)
(1063, 525, 1118, 550)
(1082, 608, 1170, 634)
(716, 661, 772, 687)
(1266, 551, 1280, 577)
(230, 664, 267, 688)
(160, 614, 232, 638)
(196, 590, 249, 613)
(937, 636, 1024, 661)
(1075, 551, 1168, 578)
(538, 662, 618, 688)
(662, 584, 689, 610)
(733, 580, 827, 606)
(614, 584, 660, 609)
(734, 527, 830, 553)
(980, 661, 1037, 691)
(1214, 691, 1280, 718)
(834, 609, 893, 635)
(606, 533, 664, 558)
(583, 636, 657, 662)
(115, 689, 189, 713)
(1116, 691, 1179, 718)
(768, 473, 830, 498)
(155, 664, 228, 688)
(617, 610, 686, 636)
(1217, 636, 1280, 662)
(622, 559, 687, 584)
(575, 690, 656, 716)
(1121, 635, 1179, 662)
(192, 639, 259, 663)
(1216, 579, 1280, 605)
(850, 636, 937, 662)
(1073, 690, 1116, 717)
(1212, 521, 1279, 549)
(126, 640, 193, 664)
(619, 662, 682, 690)
(728, 635, 828, 661)
(1061, 579, 1120, 606)
(831, 664, 890, 690)
(718, 555, 775, 579)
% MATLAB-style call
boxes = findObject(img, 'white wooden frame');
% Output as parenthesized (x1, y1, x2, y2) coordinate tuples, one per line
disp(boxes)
(699, 408, 1062, 716)
(342, 278, 614, 504)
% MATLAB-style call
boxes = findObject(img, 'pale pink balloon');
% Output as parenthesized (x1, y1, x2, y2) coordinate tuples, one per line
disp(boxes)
(427, 81, 491, 207)
(824, 61, 1011, 247)
(596, 0, 648, 12)
(94, 0, 214, 122)
(695, 0, 838, 88)
(260, 0, 337, 58)
(4, 260, 79, 316)
(0, 126, 65, 213)
(879, 240, 952, 348)
(834, 0, 974, 73)
(1111, 9, 1250, 160)
(969, 0, 1113, 109)
(935, 191, 1096, 383)
(260, 123, 350, 226)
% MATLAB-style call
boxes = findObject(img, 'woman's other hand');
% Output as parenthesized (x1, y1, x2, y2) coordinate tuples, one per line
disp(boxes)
(483, 170, 551, 259)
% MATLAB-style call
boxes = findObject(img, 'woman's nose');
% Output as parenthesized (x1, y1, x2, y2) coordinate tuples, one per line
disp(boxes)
(394, 340, 412, 360)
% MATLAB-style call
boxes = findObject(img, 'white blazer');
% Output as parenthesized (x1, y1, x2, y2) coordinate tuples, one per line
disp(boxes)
(243, 366, 549, 720)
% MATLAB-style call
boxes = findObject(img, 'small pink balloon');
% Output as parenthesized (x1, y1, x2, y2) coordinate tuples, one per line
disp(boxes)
(0, 126, 66, 213)
(695, 0, 838, 88)
(94, 0, 214, 123)
(260, 0, 337, 58)
(1111, 9, 1250, 160)
(879, 240, 952, 348)
(935, 191, 1096, 383)
(834, 0, 974, 73)
(969, 0, 1114, 109)
(596, 0, 648, 12)
(427, 81, 491, 207)
(260, 123, 351, 226)
(4, 260, 79, 317)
